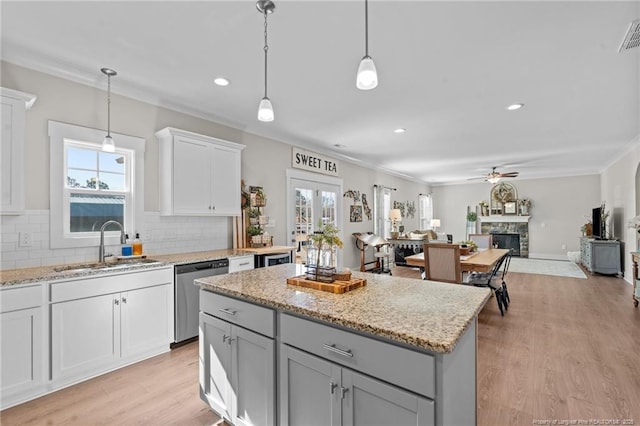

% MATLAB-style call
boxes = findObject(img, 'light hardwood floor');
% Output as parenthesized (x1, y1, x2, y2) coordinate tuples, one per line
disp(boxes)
(2, 267, 639, 425)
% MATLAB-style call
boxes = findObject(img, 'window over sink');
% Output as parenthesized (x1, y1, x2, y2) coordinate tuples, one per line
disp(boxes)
(48, 121, 145, 249)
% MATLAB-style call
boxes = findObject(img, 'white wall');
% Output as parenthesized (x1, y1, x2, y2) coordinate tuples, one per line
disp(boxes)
(432, 175, 602, 259)
(1, 61, 429, 270)
(601, 138, 640, 283)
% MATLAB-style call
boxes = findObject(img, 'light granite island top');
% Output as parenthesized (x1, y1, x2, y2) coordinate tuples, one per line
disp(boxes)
(196, 263, 490, 354)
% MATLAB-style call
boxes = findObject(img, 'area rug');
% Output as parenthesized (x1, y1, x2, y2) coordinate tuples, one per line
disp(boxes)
(508, 258, 587, 279)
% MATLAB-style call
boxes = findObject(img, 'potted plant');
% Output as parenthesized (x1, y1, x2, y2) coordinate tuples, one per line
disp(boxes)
(518, 199, 532, 215)
(478, 201, 489, 216)
(248, 208, 261, 224)
(247, 225, 262, 244)
(252, 187, 267, 207)
(466, 211, 477, 222)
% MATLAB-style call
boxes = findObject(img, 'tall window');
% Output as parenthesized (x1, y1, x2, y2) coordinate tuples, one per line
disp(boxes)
(49, 121, 145, 249)
(418, 194, 433, 230)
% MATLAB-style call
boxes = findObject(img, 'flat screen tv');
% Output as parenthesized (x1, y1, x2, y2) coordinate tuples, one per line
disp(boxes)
(592, 206, 603, 239)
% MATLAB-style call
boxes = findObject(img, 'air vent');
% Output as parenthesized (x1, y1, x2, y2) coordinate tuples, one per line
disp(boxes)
(618, 19, 640, 53)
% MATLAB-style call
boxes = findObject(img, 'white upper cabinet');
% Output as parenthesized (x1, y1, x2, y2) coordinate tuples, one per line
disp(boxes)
(1, 88, 37, 215)
(156, 127, 245, 216)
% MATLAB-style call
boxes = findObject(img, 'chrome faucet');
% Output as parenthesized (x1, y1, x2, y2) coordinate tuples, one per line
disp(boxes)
(99, 220, 126, 263)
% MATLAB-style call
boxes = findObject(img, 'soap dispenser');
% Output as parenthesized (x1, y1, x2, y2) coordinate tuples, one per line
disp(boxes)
(132, 233, 143, 255)
(121, 234, 133, 256)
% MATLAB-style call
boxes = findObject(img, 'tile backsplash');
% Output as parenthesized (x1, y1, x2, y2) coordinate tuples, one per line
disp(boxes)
(1, 210, 232, 270)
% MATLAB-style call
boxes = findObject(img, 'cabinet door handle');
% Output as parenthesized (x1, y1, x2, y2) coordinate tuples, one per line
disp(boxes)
(122, 297, 127, 304)
(219, 308, 237, 316)
(323, 343, 354, 358)
(222, 334, 228, 343)
(228, 337, 235, 344)
(114, 299, 120, 306)
(340, 386, 349, 399)
(329, 382, 337, 394)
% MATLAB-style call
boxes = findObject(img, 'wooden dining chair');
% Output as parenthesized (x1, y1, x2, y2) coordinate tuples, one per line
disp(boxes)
(422, 242, 462, 284)
(469, 233, 493, 250)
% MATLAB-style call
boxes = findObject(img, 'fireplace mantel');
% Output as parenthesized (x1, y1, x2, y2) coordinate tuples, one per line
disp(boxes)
(479, 215, 531, 223)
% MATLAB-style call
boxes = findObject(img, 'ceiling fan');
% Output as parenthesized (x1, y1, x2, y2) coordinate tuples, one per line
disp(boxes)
(471, 167, 519, 183)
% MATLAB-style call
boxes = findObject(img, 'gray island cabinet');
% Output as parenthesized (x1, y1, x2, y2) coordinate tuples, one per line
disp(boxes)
(196, 264, 490, 426)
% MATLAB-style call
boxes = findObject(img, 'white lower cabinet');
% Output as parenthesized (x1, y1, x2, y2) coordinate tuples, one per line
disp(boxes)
(52, 293, 119, 380)
(199, 312, 275, 426)
(228, 254, 255, 274)
(50, 267, 173, 385)
(280, 339, 434, 426)
(0, 284, 45, 409)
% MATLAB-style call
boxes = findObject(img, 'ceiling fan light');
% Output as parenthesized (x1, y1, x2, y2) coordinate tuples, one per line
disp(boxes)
(258, 97, 274, 122)
(102, 135, 115, 152)
(356, 56, 378, 90)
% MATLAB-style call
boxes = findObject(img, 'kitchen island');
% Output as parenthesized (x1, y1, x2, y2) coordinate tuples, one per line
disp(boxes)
(196, 263, 490, 426)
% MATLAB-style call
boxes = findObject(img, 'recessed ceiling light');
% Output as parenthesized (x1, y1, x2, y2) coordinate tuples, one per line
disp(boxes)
(393, 128, 406, 133)
(506, 103, 524, 111)
(333, 143, 346, 148)
(214, 77, 230, 86)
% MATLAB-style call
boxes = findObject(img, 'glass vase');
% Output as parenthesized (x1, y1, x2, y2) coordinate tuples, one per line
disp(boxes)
(306, 235, 336, 282)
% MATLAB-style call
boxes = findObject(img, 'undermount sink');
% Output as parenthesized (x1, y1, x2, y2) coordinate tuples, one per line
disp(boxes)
(53, 258, 163, 273)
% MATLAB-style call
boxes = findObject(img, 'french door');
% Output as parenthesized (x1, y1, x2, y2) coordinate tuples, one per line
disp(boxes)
(286, 170, 343, 269)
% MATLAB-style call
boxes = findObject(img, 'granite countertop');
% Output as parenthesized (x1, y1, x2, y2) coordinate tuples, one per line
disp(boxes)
(196, 263, 490, 354)
(0, 248, 254, 287)
(238, 245, 296, 255)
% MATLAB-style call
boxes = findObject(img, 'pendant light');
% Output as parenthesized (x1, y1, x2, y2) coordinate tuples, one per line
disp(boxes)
(101, 67, 117, 152)
(356, 0, 378, 90)
(257, 0, 275, 122)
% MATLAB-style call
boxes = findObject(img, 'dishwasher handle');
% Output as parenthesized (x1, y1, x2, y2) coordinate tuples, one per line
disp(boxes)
(194, 263, 213, 270)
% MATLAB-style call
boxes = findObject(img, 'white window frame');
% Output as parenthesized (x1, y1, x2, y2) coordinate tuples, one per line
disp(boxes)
(49, 121, 145, 249)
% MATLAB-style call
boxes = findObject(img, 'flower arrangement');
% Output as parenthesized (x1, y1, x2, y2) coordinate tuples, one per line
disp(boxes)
(308, 222, 344, 249)
(518, 199, 532, 207)
(628, 215, 640, 234)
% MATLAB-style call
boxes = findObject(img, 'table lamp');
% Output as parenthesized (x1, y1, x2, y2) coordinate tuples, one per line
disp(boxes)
(430, 219, 441, 233)
(389, 209, 402, 238)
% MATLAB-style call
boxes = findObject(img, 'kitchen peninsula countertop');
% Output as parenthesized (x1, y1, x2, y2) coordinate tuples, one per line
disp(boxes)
(0, 248, 262, 287)
(196, 263, 490, 353)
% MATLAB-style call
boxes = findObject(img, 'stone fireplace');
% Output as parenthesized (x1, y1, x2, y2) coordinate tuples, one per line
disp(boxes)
(480, 216, 530, 257)
(492, 233, 521, 256)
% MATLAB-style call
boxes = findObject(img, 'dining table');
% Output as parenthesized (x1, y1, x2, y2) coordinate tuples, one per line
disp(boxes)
(404, 248, 510, 273)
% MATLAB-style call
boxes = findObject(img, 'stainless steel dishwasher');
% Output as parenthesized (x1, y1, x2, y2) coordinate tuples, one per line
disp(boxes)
(174, 259, 229, 344)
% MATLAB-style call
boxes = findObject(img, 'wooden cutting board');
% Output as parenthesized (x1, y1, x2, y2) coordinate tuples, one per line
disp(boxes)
(286, 275, 367, 294)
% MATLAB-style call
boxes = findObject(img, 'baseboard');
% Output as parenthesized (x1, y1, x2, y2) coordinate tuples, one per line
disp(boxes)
(527, 253, 571, 261)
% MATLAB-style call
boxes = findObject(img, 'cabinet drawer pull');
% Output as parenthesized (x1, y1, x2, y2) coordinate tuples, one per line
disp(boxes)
(219, 308, 237, 316)
(323, 343, 354, 358)
(238, 262, 250, 266)
(340, 386, 349, 399)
